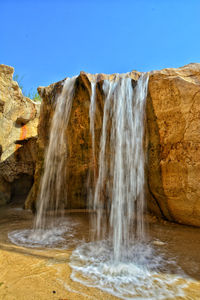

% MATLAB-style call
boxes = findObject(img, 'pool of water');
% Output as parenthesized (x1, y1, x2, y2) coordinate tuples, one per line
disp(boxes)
(1, 205, 200, 299)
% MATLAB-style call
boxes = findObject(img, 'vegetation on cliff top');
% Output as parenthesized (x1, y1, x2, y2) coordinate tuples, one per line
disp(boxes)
(13, 74, 41, 102)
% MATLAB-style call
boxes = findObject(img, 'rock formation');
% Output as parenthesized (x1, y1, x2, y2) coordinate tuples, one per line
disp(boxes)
(147, 63, 200, 226)
(0, 64, 40, 205)
(25, 63, 200, 227)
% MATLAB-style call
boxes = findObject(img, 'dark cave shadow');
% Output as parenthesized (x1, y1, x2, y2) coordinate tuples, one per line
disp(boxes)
(0, 137, 37, 207)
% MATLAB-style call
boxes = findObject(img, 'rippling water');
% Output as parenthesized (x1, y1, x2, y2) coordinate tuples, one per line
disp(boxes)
(70, 240, 189, 299)
(8, 216, 78, 249)
(4, 207, 200, 299)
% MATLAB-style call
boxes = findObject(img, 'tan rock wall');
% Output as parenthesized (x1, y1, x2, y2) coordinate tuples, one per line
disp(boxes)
(0, 64, 40, 205)
(147, 63, 200, 226)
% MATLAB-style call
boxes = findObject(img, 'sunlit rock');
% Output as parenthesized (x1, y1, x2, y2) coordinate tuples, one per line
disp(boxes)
(147, 63, 200, 226)
(0, 64, 40, 205)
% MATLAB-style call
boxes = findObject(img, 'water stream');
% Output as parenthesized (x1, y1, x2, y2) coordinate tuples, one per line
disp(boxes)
(92, 73, 149, 260)
(34, 76, 77, 231)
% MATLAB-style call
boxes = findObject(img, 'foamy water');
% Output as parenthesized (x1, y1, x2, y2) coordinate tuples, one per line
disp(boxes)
(8, 218, 77, 248)
(70, 240, 189, 299)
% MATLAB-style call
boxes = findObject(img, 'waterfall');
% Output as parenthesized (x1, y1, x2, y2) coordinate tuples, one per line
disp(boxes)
(87, 80, 97, 210)
(9, 71, 189, 300)
(90, 73, 149, 261)
(89, 81, 96, 163)
(34, 76, 77, 230)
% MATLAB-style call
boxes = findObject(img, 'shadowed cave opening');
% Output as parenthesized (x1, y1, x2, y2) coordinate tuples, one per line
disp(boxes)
(10, 174, 34, 205)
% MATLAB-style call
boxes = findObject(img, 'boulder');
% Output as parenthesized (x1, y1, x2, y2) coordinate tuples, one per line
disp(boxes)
(147, 63, 200, 226)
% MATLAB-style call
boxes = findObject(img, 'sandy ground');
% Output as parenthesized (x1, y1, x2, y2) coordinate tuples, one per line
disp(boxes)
(1, 205, 200, 300)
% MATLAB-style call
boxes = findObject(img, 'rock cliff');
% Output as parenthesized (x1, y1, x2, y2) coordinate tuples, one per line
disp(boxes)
(147, 63, 200, 226)
(0, 64, 40, 205)
(25, 63, 200, 227)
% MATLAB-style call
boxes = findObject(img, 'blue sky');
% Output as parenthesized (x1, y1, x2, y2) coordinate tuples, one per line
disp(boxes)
(1, 0, 200, 95)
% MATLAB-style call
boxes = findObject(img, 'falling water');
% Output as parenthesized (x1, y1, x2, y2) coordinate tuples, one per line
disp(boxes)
(34, 76, 77, 231)
(89, 80, 96, 163)
(91, 73, 149, 261)
(87, 80, 97, 210)
(8, 76, 78, 247)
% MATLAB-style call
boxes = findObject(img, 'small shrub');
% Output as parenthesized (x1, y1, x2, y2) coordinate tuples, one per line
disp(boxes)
(13, 74, 41, 102)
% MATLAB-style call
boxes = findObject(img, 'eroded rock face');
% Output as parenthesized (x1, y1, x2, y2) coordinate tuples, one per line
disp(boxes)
(25, 63, 200, 227)
(0, 64, 40, 205)
(147, 63, 200, 226)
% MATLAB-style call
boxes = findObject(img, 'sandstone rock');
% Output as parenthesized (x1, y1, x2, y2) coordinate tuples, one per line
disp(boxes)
(0, 64, 40, 205)
(147, 63, 200, 226)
